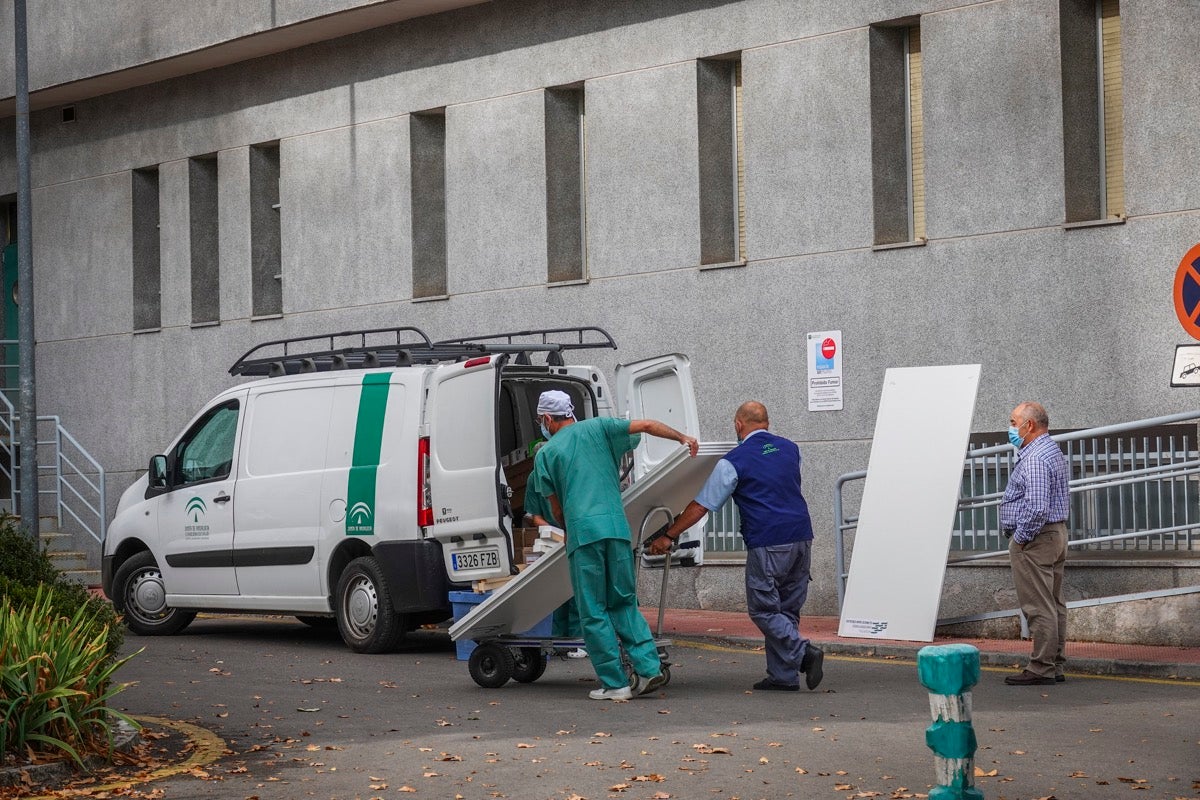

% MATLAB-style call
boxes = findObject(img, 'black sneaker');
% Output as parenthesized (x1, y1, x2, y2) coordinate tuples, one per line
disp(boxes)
(752, 678, 799, 692)
(1004, 670, 1055, 686)
(801, 645, 824, 690)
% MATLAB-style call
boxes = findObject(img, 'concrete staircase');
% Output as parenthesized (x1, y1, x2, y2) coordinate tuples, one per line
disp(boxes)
(39, 517, 101, 588)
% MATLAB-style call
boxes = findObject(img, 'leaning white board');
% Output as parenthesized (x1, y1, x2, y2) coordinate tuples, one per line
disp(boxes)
(449, 443, 733, 643)
(838, 365, 981, 642)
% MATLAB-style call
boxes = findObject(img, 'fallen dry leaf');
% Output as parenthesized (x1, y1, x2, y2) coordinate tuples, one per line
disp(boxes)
(608, 783, 629, 792)
(974, 767, 999, 777)
(631, 774, 665, 782)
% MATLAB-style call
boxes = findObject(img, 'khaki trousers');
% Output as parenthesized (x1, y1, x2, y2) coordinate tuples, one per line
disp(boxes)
(1008, 522, 1068, 678)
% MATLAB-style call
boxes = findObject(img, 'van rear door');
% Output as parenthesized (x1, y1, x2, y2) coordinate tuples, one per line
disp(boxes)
(425, 356, 511, 583)
(615, 354, 706, 564)
(615, 354, 700, 480)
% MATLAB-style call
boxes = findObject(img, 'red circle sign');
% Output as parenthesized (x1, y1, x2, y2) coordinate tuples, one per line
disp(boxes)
(1173, 243, 1200, 340)
(821, 338, 837, 360)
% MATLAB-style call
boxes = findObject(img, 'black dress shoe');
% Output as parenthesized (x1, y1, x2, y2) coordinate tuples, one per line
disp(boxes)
(1004, 670, 1055, 686)
(752, 678, 799, 691)
(801, 645, 825, 690)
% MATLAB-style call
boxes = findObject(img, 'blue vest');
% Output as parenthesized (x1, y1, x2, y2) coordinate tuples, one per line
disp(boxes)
(724, 431, 813, 548)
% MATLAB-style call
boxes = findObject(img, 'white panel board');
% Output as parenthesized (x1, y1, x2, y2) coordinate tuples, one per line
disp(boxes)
(838, 365, 981, 642)
(449, 442, 733, 642)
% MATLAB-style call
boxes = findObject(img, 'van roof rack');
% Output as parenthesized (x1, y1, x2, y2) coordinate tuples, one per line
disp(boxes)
(229, 326, 438, 377)
(230, 325, 619, 377)
(435, 326, 617, 366)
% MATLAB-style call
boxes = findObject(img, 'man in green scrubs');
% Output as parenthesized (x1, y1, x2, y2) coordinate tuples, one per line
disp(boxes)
(523, 445, 586, 658)
(530, 390, 699, 700)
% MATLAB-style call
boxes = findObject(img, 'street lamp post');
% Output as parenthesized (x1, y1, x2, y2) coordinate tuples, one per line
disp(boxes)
(13, 0, 39, 541)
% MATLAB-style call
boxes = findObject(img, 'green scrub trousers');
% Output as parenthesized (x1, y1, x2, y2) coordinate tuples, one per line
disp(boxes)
(569, 537, 661, 689)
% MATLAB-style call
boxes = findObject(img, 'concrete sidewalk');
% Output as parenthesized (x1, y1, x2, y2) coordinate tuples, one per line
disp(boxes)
(649, 607, 1200, 681)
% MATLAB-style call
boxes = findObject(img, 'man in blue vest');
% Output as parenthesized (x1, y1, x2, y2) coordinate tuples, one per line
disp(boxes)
(650, 401, 822, 691)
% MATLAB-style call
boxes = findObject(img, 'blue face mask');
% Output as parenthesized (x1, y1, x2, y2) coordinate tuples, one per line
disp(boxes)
(1007, 425, 1023, 449)
(540, 420, 551, 440)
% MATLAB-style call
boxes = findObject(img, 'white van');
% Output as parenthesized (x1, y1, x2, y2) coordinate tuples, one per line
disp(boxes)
(101, 326, 699, 653)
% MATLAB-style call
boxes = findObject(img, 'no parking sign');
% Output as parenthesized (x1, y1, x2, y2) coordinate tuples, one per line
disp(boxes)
(1171, 243, 1200, 387)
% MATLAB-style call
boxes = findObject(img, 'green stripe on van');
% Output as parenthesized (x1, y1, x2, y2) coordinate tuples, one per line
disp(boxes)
(346, 373, 391, 535)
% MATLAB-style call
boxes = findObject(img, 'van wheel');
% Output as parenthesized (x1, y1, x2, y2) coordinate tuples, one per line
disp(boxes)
(113, 551, 196, 636)
(335, 556, 406, 654)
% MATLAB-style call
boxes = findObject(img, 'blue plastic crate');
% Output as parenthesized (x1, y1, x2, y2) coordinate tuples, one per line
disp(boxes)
(449, 590, 553, 661)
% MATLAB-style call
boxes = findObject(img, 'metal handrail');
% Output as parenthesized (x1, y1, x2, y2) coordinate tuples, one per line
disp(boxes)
(0, 391, 106, 545)
(834, 410, 1200, 615)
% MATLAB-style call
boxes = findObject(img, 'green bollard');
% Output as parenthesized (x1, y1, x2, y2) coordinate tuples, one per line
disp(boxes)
(917, 644, 984, 800)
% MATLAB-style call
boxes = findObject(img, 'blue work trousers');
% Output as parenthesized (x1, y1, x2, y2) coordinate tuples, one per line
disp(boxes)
(569, 538, 661, 689)
(746, 540, 812, 686)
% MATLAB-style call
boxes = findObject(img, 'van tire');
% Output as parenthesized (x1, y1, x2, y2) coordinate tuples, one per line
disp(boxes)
(113, 551, 197, 636)
(335, 556, 406, 653)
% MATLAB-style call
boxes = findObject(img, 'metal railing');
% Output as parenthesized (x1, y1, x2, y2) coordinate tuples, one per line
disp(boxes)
(703, 499, 744, 556)
(0, 390, 106, 545)
(834, 411, 1200, 621)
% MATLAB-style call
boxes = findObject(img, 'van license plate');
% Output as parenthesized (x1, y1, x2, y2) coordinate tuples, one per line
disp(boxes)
(452, 548, 500, 572)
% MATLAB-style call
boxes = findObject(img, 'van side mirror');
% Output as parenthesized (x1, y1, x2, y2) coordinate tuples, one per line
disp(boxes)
(148, 455, 169, 489)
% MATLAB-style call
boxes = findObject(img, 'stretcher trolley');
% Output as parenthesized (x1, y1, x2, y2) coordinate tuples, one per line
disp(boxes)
(449, 443, 733, 689)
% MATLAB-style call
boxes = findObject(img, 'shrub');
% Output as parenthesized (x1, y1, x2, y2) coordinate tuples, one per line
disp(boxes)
(0, 515, 122, 659)
(1, 585, 138, 766)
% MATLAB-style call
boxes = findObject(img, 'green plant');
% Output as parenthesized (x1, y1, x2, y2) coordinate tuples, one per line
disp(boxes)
(0, 515, 122, 659)
(1, 585, 139, 767)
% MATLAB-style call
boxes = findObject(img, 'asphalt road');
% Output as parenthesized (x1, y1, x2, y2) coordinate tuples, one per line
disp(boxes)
(108, 615, 1198, 800)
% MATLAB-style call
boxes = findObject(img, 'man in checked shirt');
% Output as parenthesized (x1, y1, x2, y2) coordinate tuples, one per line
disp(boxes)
(1000, 401, 1071, 686)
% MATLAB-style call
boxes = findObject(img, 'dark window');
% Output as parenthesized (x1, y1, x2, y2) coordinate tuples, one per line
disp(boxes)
(189, 155, 220, 324)
(132, 166, 161, 330)
(410, 110, 447, 299)
(250, 142, 282, 316)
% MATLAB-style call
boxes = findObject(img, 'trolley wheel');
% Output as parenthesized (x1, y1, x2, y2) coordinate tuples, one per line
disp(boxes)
(659, 665, 672, 687)
(510, 647, 548, 683)
(469, 643, 515, 688)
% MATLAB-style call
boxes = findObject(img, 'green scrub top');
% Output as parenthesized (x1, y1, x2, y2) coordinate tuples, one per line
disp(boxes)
(530, 417, 641, 554)
(523, 482, 559, 528)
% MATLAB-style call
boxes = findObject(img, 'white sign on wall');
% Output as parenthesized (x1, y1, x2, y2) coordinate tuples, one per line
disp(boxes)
(838, 364, 981, 642)
(806, 330, 843, 412)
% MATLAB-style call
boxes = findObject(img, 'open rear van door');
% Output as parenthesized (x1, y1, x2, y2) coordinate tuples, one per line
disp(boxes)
(616, 354, 706, 566)
(425, 356, 511, 583)
(615, 354, 700, 480)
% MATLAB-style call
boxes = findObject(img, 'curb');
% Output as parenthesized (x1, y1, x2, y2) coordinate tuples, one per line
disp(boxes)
(0, 715, 226, 797)
(684, 635, 1200, 682)
(0, 719, 139, 789)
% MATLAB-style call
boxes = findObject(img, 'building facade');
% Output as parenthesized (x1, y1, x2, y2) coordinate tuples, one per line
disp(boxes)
(0, 0, 1197, 639)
